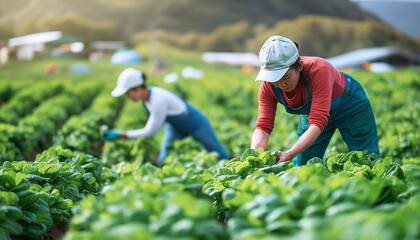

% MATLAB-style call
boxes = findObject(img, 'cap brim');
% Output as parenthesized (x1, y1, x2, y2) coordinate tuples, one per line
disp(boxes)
(111, 86, 128, 97)
(255, 67, 289, 83)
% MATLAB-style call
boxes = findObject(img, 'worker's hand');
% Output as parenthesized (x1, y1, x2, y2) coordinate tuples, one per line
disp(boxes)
(102, 129, 121, 141)
(276, 150, 293, 164)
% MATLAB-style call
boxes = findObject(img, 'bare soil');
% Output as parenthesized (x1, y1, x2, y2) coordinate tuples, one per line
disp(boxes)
(11, 221, 70, 240)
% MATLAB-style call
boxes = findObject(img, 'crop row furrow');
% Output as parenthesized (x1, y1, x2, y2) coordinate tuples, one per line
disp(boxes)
(0, 83, 101, 163)
(53, 91, 124, 156)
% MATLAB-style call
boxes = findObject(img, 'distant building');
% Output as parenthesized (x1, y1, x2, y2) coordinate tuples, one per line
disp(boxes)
(0, 46, 8, 65)
(327, 47, 420, 72)
(7, 31, 84, 60)
(89, 41, 126, 62)
(202, 52, 260, 67)
(8, 31, 62, 60)
(202, 52, 260, 73)
(90, 41, 126, 51)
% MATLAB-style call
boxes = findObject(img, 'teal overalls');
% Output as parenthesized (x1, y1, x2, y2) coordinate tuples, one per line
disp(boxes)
(143, 87, 230, 164)
(271, 72, 380, 166)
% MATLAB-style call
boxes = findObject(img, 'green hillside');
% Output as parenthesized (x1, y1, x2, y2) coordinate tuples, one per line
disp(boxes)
(0, 0, 375, 33)
(2, 0, 418, 58)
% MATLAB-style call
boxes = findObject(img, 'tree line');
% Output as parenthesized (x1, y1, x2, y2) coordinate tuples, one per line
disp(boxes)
(133, 15, 420, 57)
(1, 14, 419, 57)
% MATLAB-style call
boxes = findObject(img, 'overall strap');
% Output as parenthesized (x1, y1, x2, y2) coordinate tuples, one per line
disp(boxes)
(141, 102, 150, 116)
(142, 87, 153, 116)
(271, 83, 312, 115)
(341, 71, 354, 95)
(271, 84, 287, 106)
(271, 83, 312, 103)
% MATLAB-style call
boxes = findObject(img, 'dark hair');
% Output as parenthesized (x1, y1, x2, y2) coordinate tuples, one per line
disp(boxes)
(140, 72, 147, 88)
(132, 72, 148, 90)
(289, 57, 308, 85)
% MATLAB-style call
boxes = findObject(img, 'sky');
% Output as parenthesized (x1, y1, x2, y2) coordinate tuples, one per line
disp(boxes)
(352, 0, 420, 2)
(352, 0, 420, 37)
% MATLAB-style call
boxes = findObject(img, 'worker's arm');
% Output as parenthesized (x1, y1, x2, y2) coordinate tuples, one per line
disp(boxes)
(124, 100, 167, 139)
(251, 129, 270, 150)
(277, 124, 321, 163)
(252, 82, 278, 150)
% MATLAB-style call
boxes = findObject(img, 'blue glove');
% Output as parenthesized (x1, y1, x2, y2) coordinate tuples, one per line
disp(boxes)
(102, 129, 121, 141)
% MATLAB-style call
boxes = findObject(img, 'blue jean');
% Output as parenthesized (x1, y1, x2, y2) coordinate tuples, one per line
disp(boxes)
(157, 103, 230, 164)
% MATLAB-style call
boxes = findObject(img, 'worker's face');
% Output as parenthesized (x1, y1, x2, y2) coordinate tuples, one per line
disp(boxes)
(126, 87, 145, 102)
(272, 61, 303, 92)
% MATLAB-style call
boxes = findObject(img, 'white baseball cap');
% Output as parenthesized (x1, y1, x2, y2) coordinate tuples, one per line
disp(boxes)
(255, 35, 299, 83)
(111, 68, 144, 97)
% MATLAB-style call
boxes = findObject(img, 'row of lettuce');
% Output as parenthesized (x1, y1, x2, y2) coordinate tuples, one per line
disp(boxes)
(1, 69, 419, 164)
(203, 70, 420, 161)
(66, 69, 419, 239)
(1, 68, 419, 239)
(0, 146, 118, 238)
(2, 143, 419, 239)
(0, 80, 129, 239)
(0, 80, 125, 164)
(61, 145, 420, 240)
(0, 77, 156, 239)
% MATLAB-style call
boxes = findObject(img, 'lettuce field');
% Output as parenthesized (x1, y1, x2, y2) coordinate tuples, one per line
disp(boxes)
(1, 47, 420, 240)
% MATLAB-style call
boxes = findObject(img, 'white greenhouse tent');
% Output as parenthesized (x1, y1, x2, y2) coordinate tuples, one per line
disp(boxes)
(202, 52, 260, 67)
(327, 47, 420, 72)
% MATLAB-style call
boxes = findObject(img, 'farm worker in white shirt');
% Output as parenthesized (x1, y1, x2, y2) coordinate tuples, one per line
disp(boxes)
(102, 68, 230, 164)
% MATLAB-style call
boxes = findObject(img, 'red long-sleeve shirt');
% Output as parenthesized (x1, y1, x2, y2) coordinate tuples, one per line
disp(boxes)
(256, 56, 346, 134)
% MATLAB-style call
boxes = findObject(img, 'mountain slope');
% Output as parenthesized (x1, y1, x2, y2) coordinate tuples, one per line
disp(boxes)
(0, 0, 376, 33)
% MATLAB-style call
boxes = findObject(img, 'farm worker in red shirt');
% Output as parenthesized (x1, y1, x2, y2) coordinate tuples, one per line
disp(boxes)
(251, 35, 380, 166)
